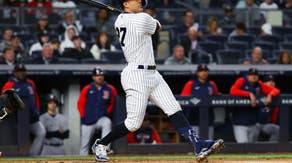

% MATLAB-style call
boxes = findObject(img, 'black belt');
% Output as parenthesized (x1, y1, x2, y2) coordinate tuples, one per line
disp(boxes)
(137, 65, 156, 70)
(45, 142, 63, 146)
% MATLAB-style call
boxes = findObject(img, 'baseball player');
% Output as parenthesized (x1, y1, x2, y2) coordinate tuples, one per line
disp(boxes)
(39, 94, 69, 155)
(91, 0, 224, 162)
(77, 67, 117, 155)
(2, 63, 46, 156)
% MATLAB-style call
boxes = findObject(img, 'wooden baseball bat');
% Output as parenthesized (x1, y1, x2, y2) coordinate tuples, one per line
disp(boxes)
(78, 0, 122, 13)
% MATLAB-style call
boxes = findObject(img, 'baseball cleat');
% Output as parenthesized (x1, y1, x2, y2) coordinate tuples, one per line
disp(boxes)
(94, 144, 109, 162)
(92, 139, 113, 154)
(195, 139, 224, 162)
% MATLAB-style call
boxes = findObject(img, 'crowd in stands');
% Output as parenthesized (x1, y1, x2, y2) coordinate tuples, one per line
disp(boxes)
(0, 0, 292, 65)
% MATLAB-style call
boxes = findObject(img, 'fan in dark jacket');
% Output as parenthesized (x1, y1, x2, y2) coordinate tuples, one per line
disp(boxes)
(33, 43, 59, 64)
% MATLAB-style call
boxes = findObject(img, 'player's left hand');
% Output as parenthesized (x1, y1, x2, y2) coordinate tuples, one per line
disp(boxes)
(264, 94, 272, 106)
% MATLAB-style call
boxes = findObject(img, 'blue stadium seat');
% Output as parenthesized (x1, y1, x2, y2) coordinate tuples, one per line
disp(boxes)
(216, 49, 244, 64)
(284, 34, 292, 42)
(272, 27, 292, 36)
(58, 57, 79, 64)
(80, 58, 107, 64)
(247, 26, 261, 36)
(279, 42, 292, 51)
(199, 42, 222, 55)
(100, 51, 126, 64)
(225, 41, 249, 51)
(229, 35, 256, 48)
(257, 35, 282, 49)
(222, 25, 234, 35)
(204, 35, 228, 48)
(252, 41, 276, 51)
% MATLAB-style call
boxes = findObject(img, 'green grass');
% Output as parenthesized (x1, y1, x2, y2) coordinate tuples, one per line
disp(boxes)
(1, 154, 292, 161)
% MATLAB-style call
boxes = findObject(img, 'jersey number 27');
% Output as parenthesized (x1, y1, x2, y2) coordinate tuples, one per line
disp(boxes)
(116, 27, 126, 47)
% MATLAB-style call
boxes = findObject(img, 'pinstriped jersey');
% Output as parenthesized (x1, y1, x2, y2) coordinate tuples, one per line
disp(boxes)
(114, 12, 158, 65)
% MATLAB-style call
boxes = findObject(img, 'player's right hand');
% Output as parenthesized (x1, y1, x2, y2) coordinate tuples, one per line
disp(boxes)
(249, 93, 257, 107)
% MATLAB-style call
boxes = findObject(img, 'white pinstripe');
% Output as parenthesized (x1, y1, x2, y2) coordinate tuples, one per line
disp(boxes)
(115, 12, 181, 132)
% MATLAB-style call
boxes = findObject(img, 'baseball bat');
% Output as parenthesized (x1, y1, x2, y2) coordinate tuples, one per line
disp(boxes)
(78, 0, 123, 13)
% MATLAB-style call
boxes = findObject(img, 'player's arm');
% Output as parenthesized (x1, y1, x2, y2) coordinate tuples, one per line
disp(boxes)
(106, 84, 118, 114)
(181, 80, 193, 96)
(151, 128, 162, 144)
(136, 13, 160, 35)
(210, 81, 219, 95)
(259, 81, 280, 106)
(28, 79, 40, 110)
(230, 78, 250, 97)
(77, 85, 90, 118)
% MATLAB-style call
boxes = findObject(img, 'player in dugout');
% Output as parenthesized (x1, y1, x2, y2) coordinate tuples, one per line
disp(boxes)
(230, 68, 280, 143)
(40, 93, 69, 155)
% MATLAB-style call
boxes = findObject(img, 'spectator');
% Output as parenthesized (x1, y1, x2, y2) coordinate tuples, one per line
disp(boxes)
(52, 39, 61, 56)
(179, 27, 202, 58)
(95, 8, 115, 36)
(181, 64, 218, 139)
(144, 8, 160, 57)
(29, 30, 50, 56)
(164, 45, 191, 65)
(175, 10, 203, 37)
(40, 93, 69, 155)
(236, 0, 262, 25)
(9, 34, 27, 59)
(284, 0, 292, 8)
(276, 50, 292, 64)
(243, 46, 269, 65)
(0, 46, 17, 65)
(77, 67, 117, 155)
(52, 0, 76, 8)
(56, 10, 84, 35)
(228, 22, 247, 40)
(260, 0, 279, 19)
(60, 25, 86, 54)
(62, 35, 92, 60)
(260, 23, 272, 35)
(205, 17, 222, 36)
(3, 0, 22, 6)
(33, 43, 59, 64)
(230, 68, 280, 143)
(0, 28, 13, 52)
(90, 32, 116, 60)
(2, 63, 46, 155)
(220, 6, 236, 27)
(33, 14, 52, 35)
(128, 115, 162, 144)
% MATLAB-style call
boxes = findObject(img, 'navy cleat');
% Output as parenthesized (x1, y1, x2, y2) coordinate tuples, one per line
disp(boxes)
(92, 139, 109, 162)
(195, 139, 224, 162)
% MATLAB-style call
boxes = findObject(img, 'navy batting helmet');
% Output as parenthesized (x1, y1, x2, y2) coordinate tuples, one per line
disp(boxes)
(119, 0, 148, 9)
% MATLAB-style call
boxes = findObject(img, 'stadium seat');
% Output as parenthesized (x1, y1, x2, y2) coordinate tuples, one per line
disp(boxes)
(279, 42, 292, 51)
(80, 58, 107, 64)
(199, 42, 221, 55)
(222, 25, 234, 35)
(100, 51, 126, 64)
(229, 35, 256, 48)
(247, 26, 261, 36)
(284, 34, 292, 42)
(204, 35, 228, 48)
(272, 27, 292, 36)
(18, 56, 34, 64)
(31, 50, 42, 59)
(257, 35, 282, 48)
(216, 50, 244, 64)
(225, 41, 249, 51)
(252, 41, 276, 51)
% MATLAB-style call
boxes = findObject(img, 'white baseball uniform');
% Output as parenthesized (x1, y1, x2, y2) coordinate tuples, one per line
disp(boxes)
(115, 12, 181, 132)
(39, 112, 69, 155)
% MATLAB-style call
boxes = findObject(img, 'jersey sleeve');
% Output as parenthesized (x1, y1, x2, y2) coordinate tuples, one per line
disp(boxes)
(60, 115, 69, 131)
(27, 79, 40, 110)
(209, 81, 219, 95)
(107, 84, 118, 114)
(259, 81, 280, 97)
(1, 81, 15, 94)
(135, 13, 158, 35)
(77, 85, 90, 118)
(181, 80, 193, 96)
(230, 77, 250, 97)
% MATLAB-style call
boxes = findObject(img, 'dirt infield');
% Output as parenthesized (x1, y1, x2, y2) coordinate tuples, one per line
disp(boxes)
(2, 159, 292, 163)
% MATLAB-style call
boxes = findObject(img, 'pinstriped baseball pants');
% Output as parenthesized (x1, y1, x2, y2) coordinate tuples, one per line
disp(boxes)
(121, 64, 181, 132)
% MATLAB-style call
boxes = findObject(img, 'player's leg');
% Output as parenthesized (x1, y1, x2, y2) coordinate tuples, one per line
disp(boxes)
(192, 126, 214, 140)
(96, 116, 112, 139)
(261, 123, 279, 142)
(149, 73, 224, 160)
(29, 121, 46, 156)
(247, 124, 261, 142)
(79, 124, 95, 155)
(233, 125, 249, 143)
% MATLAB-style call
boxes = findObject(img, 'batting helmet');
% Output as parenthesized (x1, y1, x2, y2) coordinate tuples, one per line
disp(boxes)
(119, 0, 148, 9)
